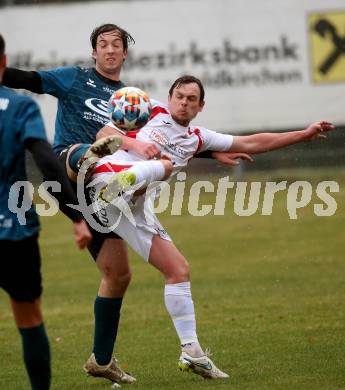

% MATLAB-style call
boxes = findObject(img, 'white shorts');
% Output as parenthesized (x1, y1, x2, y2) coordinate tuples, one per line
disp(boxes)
(88, 180, 171, 262)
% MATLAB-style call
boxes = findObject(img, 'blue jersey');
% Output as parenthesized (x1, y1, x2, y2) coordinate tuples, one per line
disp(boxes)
(0, 85, 47, 241)
(38, 67, 125, 154)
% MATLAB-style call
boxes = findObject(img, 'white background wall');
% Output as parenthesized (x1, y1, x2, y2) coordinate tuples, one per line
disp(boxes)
(1, 0, 344, 140)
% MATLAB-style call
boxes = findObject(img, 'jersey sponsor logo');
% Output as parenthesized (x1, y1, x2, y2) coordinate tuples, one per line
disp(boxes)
(86, 78, 96, 88)
(83, 111, 109, 125)
(308, 11, 345, 83)
(85, 98, 109, 117)
(103, 86, 115, 95)
(0, 98, 9, 111)
(149, 128, 189, 158)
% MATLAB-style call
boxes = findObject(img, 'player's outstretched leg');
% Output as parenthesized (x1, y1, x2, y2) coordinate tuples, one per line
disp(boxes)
(98, 171, 137, 204)
(178, 344, 229, 379)
(66, 135, 123, 182)
(82, 136, 123, 165)
(84, 353, 136, 384)
(93, 159, 172, 204)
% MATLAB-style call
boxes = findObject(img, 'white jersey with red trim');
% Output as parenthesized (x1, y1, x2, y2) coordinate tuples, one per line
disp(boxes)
(101, 100, 233, 174)
(89, 101, 234, 260)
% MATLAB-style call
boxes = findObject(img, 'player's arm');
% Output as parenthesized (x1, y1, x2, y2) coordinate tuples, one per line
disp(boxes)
(230, 121, 335, 154)
(25, 138, 92, 249)
(4, 67, 76, 98)
(196, 149, 253, 166)
(96, 124, 161, 160)
(2, 68, 43, 93)
(196, 127, 253, 166)
(210, 151, 253, 166)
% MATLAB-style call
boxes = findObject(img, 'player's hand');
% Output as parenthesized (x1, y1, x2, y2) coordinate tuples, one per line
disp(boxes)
(96, 125, 121, 140)
(73, 220, 92, 249)
(132, 140, 161, 160)
(304, 121, 335, 141)
(212, 151, 253, 166)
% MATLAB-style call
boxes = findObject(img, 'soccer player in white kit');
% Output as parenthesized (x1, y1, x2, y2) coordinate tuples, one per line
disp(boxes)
(88, 75, 335, 379)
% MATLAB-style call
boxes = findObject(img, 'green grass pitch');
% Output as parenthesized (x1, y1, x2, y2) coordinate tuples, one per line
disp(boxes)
(1, 169, 345, 389)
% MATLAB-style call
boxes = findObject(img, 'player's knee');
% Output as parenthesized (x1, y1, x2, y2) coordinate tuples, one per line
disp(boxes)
(117, 269, 132, 289)
(178, 261, 190, 280)
(66, 143, 82, 182)
(166, 258, 190, 283)
(11, 299, 43, 328)
(161, 159, 173, 180)
(103, 265, 131, 287)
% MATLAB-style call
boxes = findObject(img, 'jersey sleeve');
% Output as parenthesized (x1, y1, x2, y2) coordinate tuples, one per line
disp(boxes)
(199, 127, 234, 152)
(37, 66, 79, 98)
(2, 68, 43, 94)
(15, 97, 47, 143)
(150, 98, 166, 108)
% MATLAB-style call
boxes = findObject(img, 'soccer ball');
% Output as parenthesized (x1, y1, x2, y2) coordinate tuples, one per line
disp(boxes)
(108, 86, 152, 131)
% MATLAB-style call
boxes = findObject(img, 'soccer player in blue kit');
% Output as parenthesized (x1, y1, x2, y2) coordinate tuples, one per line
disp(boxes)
(3, 24, 244, 384)
(2, 24, 158, 385)
(0, 34, 92, 390)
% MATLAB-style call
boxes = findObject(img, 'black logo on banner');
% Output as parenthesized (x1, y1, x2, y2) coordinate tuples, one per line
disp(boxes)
(314, 19, 345, 74)
(309, 11, 345, 83)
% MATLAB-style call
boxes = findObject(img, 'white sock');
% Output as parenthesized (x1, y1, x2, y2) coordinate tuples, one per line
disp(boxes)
(128, 160, 165, 188)
(164, 282, 203, 356)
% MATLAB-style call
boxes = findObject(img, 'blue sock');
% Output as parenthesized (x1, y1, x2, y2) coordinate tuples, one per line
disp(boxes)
(19, 323, 51, 390)
(68, 144, 90, 172)
(92, 296, 123, 366)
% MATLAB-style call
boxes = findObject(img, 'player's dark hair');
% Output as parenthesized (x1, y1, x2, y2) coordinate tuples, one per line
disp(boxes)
(169, 75, 205, 103)
(0, 34, 5, 57)
(90, 23, 135, 50)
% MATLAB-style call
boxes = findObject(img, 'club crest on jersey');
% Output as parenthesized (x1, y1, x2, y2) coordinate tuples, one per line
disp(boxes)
(0, 98, 9, 111)
(85, 98, 109, 117)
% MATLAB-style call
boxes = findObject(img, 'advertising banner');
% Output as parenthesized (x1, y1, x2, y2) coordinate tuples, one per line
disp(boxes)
(1, 0, 344, 139)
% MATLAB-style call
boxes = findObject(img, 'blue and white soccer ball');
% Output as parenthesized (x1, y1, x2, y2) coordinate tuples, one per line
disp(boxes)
(108, 86, 152, 131)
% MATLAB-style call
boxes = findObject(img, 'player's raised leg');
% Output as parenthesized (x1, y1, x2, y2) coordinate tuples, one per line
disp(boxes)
(66, 135, 123, 182)
(95, 158, 173, 204)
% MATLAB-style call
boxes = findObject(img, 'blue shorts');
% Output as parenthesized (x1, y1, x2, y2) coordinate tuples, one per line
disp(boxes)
(57, 147, 122, 261)
(0, 234, 42, 302)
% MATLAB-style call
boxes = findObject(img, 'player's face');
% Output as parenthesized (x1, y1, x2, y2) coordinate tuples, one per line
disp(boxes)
(168, 83, 204, 127)
(92, 30, 127, 79)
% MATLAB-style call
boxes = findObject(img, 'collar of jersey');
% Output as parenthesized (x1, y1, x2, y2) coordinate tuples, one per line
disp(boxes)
(92, 68, 124, 87)
(170, 116, 191, 134)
